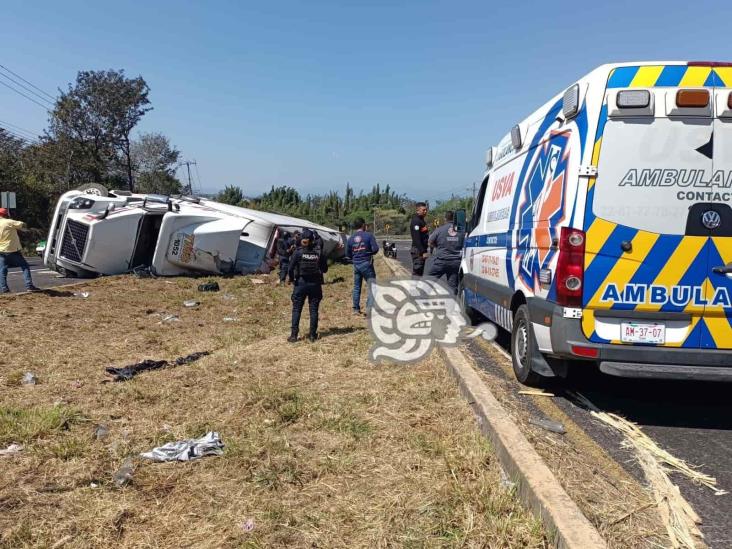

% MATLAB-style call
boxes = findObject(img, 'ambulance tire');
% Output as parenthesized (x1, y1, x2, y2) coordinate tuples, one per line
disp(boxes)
(458, 279, 481, 325)
(510, 305, 544, 386)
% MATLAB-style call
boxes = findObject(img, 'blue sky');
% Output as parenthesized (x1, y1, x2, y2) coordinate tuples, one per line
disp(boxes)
(1, 0, 726, 201)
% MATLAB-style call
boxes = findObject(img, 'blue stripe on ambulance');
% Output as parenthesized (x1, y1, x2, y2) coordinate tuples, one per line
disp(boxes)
(582, 225, 638, 300)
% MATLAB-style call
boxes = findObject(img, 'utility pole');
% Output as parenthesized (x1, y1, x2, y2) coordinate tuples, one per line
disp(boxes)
(181, 160, 197, 195)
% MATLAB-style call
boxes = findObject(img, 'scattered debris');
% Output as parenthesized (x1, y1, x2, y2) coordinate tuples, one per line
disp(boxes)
(183, 300, 200, 308)
(132, 266, 155, 278)
(22, 372, 37, 385)
(198, 281, 220, 292)
(221, 293, 235, 301)
(140, 431, 224, 462)
(160, 314, 180, 323)
(223, 317, 238, 323)
(89, 482, 99, 489)
(250, 278, 266, 285)
(0, 443, 23, 456)
(518, 390, 555, 397)
(73, 291, 90, 299)
(241, 518, 255, 533)
(528, 417, 566, 434)
(94, 424, 110, 441)
(113, 457, 135, 487)
(71, 379, 83, 389)
(105, 351, 211, 381)
(573, 391, 720, 548)
(498, 466, 516, 491)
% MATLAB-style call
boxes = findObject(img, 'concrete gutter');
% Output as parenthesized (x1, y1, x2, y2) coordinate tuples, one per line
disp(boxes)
(381, 257, 607, 549)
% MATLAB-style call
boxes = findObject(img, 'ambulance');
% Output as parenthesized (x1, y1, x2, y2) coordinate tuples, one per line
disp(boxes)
(460, 62, 732, 384)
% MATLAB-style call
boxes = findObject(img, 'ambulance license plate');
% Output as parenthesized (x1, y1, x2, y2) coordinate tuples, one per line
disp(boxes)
(620, 322, 665, 344)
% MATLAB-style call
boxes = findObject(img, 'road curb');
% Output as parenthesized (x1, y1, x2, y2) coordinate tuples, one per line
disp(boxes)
(380, 257, 606, 549)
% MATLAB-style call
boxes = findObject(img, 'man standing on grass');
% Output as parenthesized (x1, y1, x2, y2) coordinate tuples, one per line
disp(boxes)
(0, 208, 39, 294)
(427, 211, 464, 293)
(346, 217, 379, 315)
(410, 202, 429, 276)
(276, 230, 295, 285)
(288, 229, 328, 343)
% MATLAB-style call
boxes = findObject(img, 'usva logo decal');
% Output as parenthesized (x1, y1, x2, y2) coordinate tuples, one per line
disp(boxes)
(601, 283, 732, 307)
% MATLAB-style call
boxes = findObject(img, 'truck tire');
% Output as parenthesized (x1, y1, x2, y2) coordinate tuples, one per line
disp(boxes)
(76, 183, 109, 197)
(510, 304, 544, 386)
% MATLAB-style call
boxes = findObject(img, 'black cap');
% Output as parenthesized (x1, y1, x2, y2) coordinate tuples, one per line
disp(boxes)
(301, 229, 314, 240)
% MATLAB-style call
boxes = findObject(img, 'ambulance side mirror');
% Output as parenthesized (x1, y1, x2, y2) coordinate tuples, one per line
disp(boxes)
(454, 209, 467, 233)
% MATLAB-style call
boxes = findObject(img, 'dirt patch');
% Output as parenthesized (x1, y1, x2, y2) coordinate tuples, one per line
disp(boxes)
(0, 264, 545, 548)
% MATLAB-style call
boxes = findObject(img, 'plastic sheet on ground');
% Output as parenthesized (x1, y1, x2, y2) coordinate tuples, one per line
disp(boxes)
(140, 431, 224, 462)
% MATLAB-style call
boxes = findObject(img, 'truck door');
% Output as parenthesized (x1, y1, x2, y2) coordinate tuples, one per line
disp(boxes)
(701, 71, 732, 349)
(583, 65, 716, 349)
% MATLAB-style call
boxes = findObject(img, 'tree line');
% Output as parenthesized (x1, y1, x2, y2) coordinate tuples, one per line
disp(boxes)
(216, 183, 474, 234)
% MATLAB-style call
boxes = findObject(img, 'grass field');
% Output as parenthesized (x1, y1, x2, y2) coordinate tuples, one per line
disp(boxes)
(0, 263, 546, 548)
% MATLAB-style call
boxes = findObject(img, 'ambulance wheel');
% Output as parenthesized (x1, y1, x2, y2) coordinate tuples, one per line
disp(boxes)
(458, 279, 480, 325)
(511, 305, 543, 386)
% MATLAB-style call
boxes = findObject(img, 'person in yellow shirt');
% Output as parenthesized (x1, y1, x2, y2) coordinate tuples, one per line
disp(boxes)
(0, 208, 38, 293)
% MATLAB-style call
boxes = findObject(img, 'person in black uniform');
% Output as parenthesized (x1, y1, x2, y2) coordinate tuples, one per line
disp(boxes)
(287, 229, 328, 342)
(276, 231, 295, 284)
(409, 202, 429, 276)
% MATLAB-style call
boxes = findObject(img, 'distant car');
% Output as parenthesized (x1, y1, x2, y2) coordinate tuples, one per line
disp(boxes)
(36, 240, 46, 256)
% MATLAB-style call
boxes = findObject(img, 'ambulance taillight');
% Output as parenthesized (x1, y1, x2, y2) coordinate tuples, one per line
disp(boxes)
(556, 227, 585, 307)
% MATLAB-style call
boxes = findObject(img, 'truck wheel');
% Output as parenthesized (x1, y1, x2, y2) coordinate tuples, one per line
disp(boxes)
(76, 183, 109, 197)
(511, 305, 543, 386)
(458, 279, 480, 325)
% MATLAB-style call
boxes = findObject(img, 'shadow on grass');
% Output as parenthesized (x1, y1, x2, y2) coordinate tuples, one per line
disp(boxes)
(318, 326, 365, 339)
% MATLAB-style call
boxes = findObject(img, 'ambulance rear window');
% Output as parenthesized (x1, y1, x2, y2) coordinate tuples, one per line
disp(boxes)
(592, 112, 719, 235)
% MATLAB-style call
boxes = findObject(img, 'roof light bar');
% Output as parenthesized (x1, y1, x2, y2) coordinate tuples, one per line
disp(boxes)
(562, 84, 580, 119)
(728, 92, 732, 110)
(688, 61, 732, 67)
(617, 90, 650, 109)
(676, 89, 709, 108)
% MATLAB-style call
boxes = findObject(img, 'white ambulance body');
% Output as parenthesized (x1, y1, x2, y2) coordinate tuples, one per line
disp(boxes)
(461, 61, 732, 384)
(44, 190, 344, 278)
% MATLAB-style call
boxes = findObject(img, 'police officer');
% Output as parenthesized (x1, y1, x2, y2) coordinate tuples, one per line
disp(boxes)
(427, 211, 465, 293)
(287, 229, 328, 342)
(410, 202, 429, 276)
(276, 231, 295, 285)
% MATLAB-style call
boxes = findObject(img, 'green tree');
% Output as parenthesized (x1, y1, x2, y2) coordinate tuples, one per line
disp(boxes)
(216, 185, 245, 205)
(48, 69, 152, 190)
(131, 133, 182, 194)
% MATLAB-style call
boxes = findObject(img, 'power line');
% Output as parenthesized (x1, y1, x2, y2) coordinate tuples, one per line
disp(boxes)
(0, 125, 36, 145)
(0, 63, 56, 102)
(0, 118, 39, 140)
(0, 78, 51, 111)
(0, 70, 55, 107)
(194, 161, 203, 191)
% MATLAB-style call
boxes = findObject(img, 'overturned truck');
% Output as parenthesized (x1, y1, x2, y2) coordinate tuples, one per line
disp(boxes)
(44, 190, 345, 278)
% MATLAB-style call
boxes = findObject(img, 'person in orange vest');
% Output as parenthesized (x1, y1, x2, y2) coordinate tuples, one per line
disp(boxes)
(0, 208, 39, 293)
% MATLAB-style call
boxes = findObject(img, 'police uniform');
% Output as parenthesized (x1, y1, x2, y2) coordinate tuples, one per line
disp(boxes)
(276, 232, 294, 283)
(410, 214, 429, 276)
(427, 222, 465, 293)
(287, 230, 329, 342)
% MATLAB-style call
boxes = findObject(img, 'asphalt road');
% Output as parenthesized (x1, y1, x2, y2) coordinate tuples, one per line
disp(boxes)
(391, 241, 732, 548)
(3, 255, 85, 293)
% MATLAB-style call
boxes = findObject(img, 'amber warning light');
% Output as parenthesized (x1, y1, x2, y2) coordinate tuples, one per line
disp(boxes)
(676, 89, 709, 108)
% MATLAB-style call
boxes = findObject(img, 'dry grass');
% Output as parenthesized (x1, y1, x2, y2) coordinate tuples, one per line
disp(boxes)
(0, 264, 546, 548)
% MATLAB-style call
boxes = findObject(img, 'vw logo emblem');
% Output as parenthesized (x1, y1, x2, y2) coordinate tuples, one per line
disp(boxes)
(702, 210, 722, 230)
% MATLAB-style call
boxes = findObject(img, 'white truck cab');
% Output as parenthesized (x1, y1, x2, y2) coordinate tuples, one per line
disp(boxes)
(44, 190, 344, 278)
(461, 61, 732, 384)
